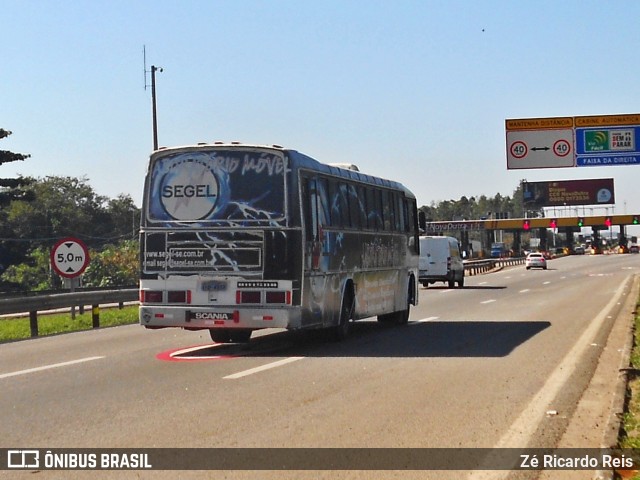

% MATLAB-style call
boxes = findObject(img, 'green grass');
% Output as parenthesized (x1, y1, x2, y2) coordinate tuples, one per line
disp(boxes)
(620, 299, 640, 449)
(617, 297, 640, 479)
(0, 305, 139, 342)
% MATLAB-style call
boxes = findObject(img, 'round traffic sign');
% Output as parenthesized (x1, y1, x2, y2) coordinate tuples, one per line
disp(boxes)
(553, 139, 571, 157)
(50, 237, 90, 278)
(510, 140, 528, 159)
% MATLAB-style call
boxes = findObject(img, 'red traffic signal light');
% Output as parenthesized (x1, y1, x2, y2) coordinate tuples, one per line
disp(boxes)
(523, 219, 530, 231)
(605, 216, 612, 227)
(549, 218, 557, 229)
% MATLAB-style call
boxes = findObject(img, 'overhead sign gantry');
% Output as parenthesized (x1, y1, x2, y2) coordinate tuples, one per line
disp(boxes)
(423, 214, 640, 233)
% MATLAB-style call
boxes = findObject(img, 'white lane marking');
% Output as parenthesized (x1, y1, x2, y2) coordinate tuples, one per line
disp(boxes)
(543, 281, 551, 285)
(413, 316, 439, 323)
(480, 299, 496, 304)
(224, 356, 304, 380)
(0, 356, 105, 379)
(519, 289, 530, 293)
(468, 278, 631, 479)
(478, 282, 488, 285)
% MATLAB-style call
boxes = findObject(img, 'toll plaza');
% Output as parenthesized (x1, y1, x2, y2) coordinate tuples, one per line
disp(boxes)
(421, 214, 640, 257)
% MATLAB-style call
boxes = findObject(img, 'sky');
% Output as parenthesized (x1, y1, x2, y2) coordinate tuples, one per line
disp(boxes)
(3, 0, 640, 233)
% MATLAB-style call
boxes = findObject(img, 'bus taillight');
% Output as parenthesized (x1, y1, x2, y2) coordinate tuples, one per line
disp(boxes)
(142, 290, 163, 303)
(237, 291, 261, 304)
(167, 290, 191, 304)
(266, 291, 291, 304)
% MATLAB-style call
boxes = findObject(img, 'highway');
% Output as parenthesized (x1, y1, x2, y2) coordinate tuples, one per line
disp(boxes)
(1, 253, 639, 480)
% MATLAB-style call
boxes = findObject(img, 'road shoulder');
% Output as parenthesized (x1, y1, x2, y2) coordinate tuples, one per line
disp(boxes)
(538, 274, 639, 480)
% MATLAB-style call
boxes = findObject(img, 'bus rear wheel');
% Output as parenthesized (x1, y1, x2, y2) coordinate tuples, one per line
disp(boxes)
(209, 329, 231, 343)
(378, 283, 411, 325)
(229, 329, 252, 343)
(394, 304, 410, 325)
(332, 291, 353, 341)
(378, 306, 410, 325)
(209, 328, 252, 343)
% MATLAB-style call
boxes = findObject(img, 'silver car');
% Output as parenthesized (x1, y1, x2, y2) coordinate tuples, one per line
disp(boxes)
(526, 252, 547, 270)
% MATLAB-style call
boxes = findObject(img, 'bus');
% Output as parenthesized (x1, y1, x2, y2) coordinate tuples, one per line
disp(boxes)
(139, 143, 420, 342)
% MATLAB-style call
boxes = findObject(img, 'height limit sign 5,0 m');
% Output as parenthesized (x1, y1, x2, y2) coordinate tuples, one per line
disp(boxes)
(50, 237, 90, 278)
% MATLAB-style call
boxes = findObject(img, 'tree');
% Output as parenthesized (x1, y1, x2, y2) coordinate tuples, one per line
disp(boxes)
(418, 181, 534, 222)
(0, 175, 141, 291)
(3, 176, 130, 249)
(0, 129, 34, 287)
(82, 240, 139, 287)
(0, 247, 52, 292)
(105, 194, 140, 240)
(0, 129, 34, 206)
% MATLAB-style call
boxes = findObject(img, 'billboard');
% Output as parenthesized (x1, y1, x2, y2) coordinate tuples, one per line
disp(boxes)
(523, 179, 615, 207)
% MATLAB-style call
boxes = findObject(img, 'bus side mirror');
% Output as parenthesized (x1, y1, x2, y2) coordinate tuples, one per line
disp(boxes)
(418, 211, 426, 231)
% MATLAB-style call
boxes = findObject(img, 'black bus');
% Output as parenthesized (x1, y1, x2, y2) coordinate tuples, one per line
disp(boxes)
(139, 143, 419, 342)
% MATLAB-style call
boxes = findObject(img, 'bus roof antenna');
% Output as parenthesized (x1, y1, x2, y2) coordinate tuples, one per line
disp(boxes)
(143, 45, 149, 90)
(143, 45, 147, 90)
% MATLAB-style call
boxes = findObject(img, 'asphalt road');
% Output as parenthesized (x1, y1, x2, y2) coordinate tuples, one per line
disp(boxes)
(1, 253, 639, 480)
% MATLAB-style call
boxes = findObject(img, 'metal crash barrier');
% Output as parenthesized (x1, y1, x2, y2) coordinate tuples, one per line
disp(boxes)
(464, 257, 525, 276)
(0, 289, 138, 338)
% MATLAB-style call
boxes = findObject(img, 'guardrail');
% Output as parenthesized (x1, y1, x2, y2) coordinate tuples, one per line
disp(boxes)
(2, 260, 528, 339)
(464, 257, 525, 276)
(0, 289, 138, 338)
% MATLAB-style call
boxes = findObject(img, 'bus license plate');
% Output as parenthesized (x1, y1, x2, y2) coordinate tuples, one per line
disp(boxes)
(201, 280, 227, 292)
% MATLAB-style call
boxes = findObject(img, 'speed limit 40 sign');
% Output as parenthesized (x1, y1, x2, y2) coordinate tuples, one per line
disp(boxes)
(51, 237, 90, 278)
(506, 129, 575, 169)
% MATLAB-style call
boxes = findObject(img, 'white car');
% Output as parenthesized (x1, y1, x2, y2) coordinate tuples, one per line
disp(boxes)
(526, 252, 547, 270)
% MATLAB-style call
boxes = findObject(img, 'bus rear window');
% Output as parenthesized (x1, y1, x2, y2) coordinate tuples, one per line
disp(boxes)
(146, 149, 286, 224)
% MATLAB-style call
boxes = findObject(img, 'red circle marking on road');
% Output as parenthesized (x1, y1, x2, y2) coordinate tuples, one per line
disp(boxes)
(156, 343, 242, 362)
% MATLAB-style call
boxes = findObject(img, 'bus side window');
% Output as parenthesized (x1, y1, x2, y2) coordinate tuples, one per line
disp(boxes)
(397, 195, 407, 232)
(366, 188, 378, 230)
(302, 176, 318, 241)
(347, 184, 361, 230)
(357, 185, 368, 229)
(373, 189, 384, 230)
(409, 200, 420, 254)
(317, 177, 331, 228)
(382, 190, 392, 231)
(389, 192, 399, 232)
(329, 180, 341, 227)
(337, 182, 350, 228)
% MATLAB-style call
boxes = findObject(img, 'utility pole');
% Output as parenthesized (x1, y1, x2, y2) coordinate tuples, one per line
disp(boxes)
(144, 46, 162, 150)
(151, 65, 162, 150)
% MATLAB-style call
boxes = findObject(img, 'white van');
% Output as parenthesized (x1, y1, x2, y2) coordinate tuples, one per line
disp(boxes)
(419, 236, 464, 288)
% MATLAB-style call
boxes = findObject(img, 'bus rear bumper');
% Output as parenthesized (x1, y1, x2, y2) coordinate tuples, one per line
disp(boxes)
(139, 305, 300, 330)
